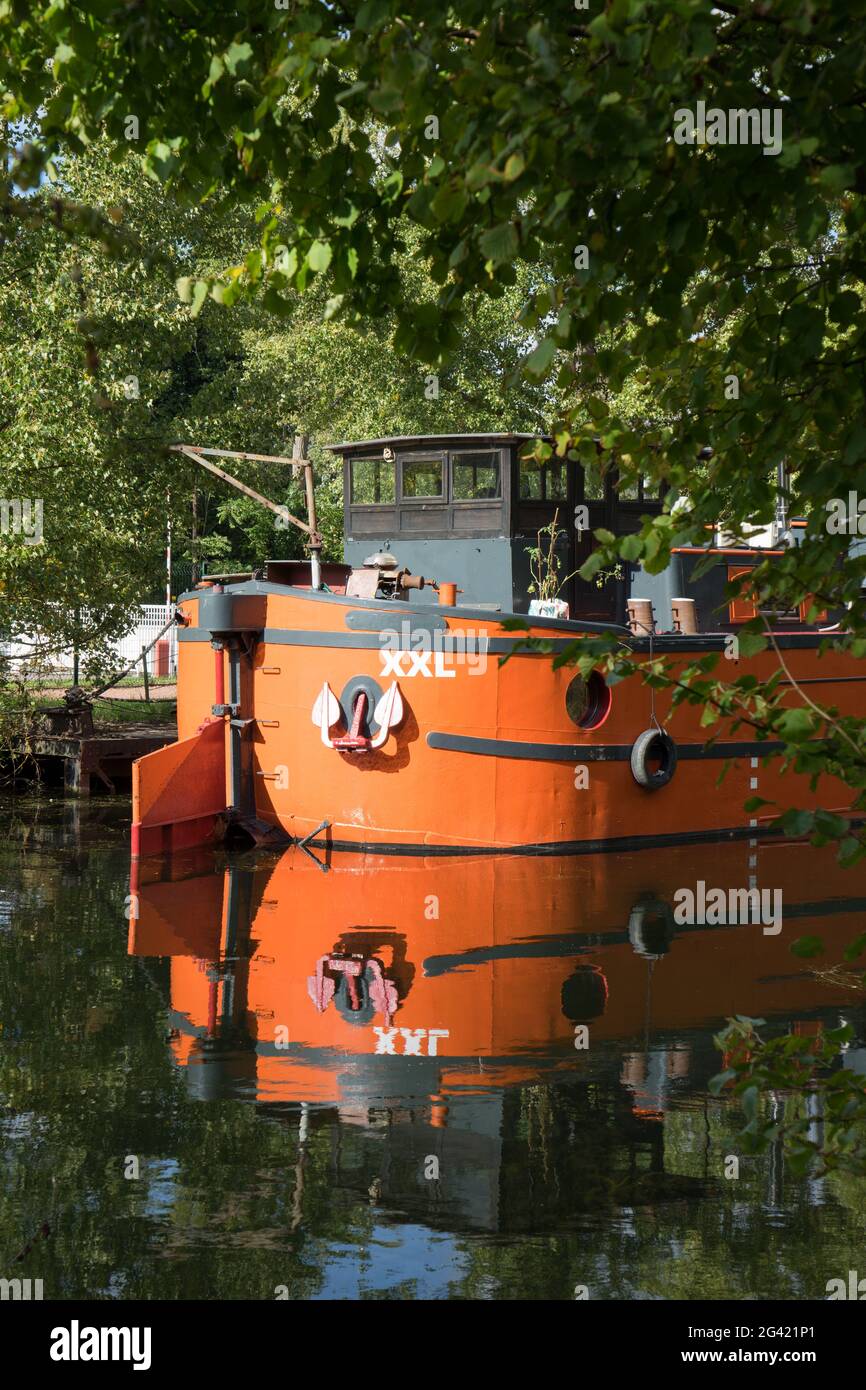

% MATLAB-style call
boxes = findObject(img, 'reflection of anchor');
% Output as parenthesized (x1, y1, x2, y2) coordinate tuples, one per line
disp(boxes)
(312, 681, 403, 752)
(307, 954, 399, 1026)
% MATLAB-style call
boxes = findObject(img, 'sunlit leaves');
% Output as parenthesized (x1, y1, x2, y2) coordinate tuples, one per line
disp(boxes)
(712, 1017, 866, 1176)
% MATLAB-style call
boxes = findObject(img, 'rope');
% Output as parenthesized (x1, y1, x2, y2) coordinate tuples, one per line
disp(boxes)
(648, 620, 662, 733)
(633, 613, 662, 733)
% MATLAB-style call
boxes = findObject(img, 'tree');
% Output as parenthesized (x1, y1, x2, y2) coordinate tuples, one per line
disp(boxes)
(2, 3, 864, 751)
(0, 136, 546, 668)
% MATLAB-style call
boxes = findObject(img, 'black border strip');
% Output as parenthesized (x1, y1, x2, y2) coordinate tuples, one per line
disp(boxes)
(177, 621, 836, 655)
(629, 633, 831, 652)
(426, 731, 785, 763)
(179, 626, 577, 654)
(300, 821, 813, 859)
(344, 610, 448, 633)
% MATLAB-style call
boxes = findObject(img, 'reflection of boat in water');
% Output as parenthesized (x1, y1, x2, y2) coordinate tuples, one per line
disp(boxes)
(129, 840, 866, 1233)
(129, 838, 866, 1106)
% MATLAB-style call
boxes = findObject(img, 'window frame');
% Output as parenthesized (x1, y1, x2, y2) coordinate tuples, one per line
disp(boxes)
(349, 456, 397, 508)
(450, 447, 503, 505)
(518, 457, 569, 502)
(398, 450, 447, 503)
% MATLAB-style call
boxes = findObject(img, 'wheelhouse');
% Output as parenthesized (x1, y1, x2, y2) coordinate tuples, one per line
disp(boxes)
(330, 433, 664, 622)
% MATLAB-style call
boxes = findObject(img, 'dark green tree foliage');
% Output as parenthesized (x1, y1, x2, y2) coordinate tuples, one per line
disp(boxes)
(2, 2, 865, 756)
(0, 134, 544, 658)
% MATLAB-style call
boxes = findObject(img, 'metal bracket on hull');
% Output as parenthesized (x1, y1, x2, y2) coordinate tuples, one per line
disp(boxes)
(297, 819, 330, 849)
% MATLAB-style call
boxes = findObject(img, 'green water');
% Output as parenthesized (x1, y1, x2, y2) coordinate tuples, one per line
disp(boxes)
(2, 793, 866, 1301)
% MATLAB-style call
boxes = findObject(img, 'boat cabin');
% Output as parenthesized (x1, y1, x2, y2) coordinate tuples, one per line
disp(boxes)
(190, 434, 835, 636)
(329, 433, 662, 623)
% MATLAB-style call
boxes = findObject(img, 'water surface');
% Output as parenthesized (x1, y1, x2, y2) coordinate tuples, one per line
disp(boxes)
(2, 794, 866, 1301)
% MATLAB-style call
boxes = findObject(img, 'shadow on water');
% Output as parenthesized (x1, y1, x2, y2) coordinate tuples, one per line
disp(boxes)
(2, 792, 866, 1300)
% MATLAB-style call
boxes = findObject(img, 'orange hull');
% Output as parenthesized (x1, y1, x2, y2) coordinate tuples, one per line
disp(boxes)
(132, 584, 864, 854)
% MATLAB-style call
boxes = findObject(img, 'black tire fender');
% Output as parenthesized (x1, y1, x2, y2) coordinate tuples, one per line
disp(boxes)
(630, 727, 677, 789)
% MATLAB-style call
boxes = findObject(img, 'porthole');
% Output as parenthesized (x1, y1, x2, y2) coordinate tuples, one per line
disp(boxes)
(565, 670, 612, 730)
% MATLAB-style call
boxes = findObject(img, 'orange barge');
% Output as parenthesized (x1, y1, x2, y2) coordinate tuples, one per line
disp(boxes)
(132, 436, 862, 857)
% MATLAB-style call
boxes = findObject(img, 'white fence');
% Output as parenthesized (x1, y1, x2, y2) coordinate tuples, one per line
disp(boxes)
(113, 605, 178, 677)
(1, 604, 178, 679)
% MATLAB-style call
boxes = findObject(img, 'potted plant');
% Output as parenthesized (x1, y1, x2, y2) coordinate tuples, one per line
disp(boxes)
(526, 510, 579, 619)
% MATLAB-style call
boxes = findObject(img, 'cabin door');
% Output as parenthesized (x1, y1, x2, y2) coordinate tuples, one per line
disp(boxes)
(570, 496, 624, 624)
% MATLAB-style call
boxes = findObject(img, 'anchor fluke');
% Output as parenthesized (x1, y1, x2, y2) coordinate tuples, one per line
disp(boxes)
(312, 682, 342, 747)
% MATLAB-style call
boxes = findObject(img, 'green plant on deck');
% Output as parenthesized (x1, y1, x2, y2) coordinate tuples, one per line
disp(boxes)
(525, 510, 579, 603)
(711, 1015, 866, 1177)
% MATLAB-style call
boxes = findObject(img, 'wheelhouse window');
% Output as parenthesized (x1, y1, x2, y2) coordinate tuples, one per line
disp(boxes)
(351, 457, 395, 504)
(402, 455, 443, 498)
(616, 472, 648, 500)
(519, 459, 567, 500)
(452, 450, 500, 500)
(583, 463, 605, 500)
(546, 460, 567, 500)
(615, 472, 666, 502)
(616, 475, 641, 500)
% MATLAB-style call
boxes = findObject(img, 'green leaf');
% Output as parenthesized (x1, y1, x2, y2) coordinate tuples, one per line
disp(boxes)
(579, 551, 606, 582)
(709, 1069, 737, 1096)
(431, 182, 468, 223)
(735, 630, 767, 658)
(777, 708, 814, 741)
(479, 223, 519, 265)
(790, 935, 824, 959)
(525, 338, 557, 378)
(819, 164, 855, 195)
(224, 42, 253, 75)
(307, 240, 332, 273)
(190, 280, 208, 317)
